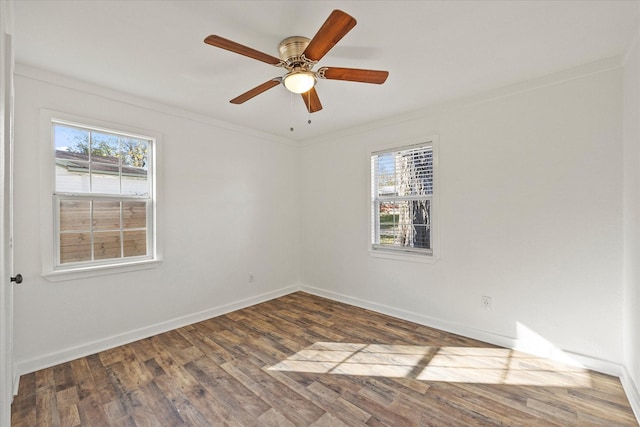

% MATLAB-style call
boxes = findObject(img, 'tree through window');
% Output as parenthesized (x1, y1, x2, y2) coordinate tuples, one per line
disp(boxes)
(371, 143, 434, 255)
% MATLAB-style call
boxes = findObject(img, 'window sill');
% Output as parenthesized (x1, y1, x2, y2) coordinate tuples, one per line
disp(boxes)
(42, 258, 162, 282)
(368, 248, 439, 264)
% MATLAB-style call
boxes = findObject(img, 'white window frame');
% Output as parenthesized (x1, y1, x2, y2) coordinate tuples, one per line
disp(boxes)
(368, 136, 439, 263)
(40, 109, 162, 281)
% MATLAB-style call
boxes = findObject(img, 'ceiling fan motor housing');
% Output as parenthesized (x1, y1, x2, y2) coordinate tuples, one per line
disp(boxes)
(278, 36, 314, 69)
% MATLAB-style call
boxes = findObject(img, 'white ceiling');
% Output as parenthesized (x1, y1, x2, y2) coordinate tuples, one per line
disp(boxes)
(12, 0, 640, 142)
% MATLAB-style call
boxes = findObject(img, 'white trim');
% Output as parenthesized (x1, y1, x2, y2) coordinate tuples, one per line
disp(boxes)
(42, 259, 161, 282)
(300, 284, 626, 377)
(303, 284, 514, 348)
(368, 248, 438, 264)
(621, 366, 640, 423)
(39, 109, 164, 281)
(12, 371, 18, 397)
(14, 284, 299, 376)
(1, 6, 15, 427)
(621, 17, 640, 425)
(52, 117, 157, 144)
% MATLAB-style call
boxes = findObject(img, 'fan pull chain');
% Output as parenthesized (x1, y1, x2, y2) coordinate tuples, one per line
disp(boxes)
(290, 91, 294, 132)
(307, 90, 312, 125)
(288, 91, 313, 131)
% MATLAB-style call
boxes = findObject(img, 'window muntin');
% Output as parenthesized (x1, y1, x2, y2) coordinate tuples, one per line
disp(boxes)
(53, 121, 154, 268)
(371, 143, 434, 255)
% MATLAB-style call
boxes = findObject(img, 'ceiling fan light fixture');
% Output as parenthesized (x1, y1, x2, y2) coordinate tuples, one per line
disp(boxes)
(283, 71, 316, 94)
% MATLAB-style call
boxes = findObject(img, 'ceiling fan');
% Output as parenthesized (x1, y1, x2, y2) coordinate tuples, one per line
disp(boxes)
(204, 9, 389, 113)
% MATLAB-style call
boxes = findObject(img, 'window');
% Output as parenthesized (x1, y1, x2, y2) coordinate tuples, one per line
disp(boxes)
(371, 142, 435, 257)
(50, 119, 157, 272)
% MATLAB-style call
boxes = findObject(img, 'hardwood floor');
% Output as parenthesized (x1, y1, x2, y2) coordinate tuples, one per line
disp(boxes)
(11, 292, 639, 426)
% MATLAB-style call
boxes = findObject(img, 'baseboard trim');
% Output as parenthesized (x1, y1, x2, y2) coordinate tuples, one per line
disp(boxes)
(300, 285, 624, 377)
(12, 372, 19, 397)
(621, 366, 640, 422)
(301, 285, 514, 345)
(14, 285, 298, 377)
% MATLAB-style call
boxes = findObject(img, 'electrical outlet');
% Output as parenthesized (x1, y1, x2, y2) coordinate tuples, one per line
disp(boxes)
(481, 296, 492, 310)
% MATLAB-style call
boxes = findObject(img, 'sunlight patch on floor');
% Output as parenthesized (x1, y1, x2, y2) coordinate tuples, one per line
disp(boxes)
(267, 342, 592, 387)
(417, 347, 591, 386)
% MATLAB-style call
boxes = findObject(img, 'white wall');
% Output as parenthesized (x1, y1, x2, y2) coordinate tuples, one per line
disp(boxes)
(623, 28, 640, 415)
(300, 63, 625, 367)
(12, 67, 300, 373)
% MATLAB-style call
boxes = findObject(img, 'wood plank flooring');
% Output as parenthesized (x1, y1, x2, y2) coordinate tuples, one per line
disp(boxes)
(11, 292, 639, 426)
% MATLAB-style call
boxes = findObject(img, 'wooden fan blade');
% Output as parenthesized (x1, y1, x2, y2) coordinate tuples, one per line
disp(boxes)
(320, 67, 389, 84)
(204, 35, 281, 65)
(301, 87, 322, 113)
(302, 10, 357, 62)
(230, 79, 281, 104)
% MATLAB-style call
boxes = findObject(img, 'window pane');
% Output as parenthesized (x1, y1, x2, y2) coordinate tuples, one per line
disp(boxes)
(121, 174, 149, 196)
(90, 170, 121, 194)
(123, 230, 147, 257)
(379, 202, 399, 245)
(121, 138, 148, 168)
(59, 200, 90, 232)
(410, 199, 431, 249)
(55, 124, 89, 153)
(90, 132, 121, 194)
(398, 147, 433, 197)
(94, 231, 121, 260)
(56, 161, 90, 193)
(90, 131, 120, 163)
(60, 232, 92, 263)
(122, 201, 146, 228)
(376, 153, 397, 196)
(93, 201, 121, 230)
(377, 200, 430, 249)
(55, 125, 91, 193)
(121, 138, 149, 196)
